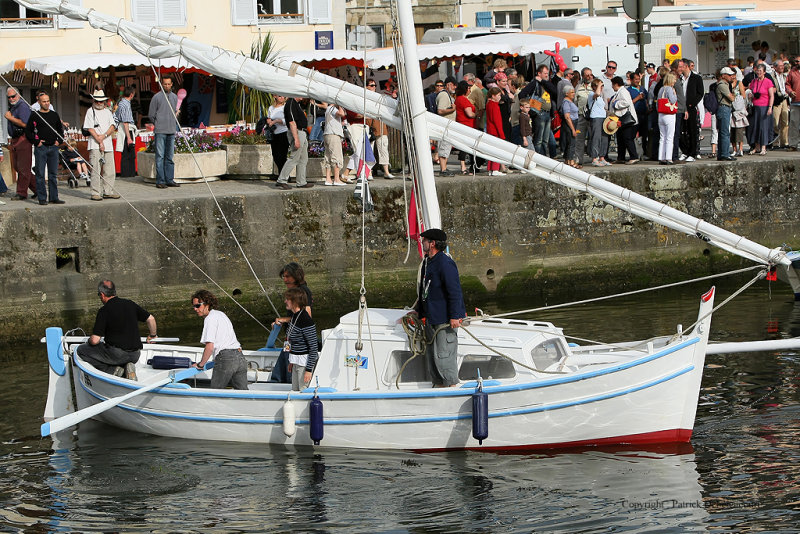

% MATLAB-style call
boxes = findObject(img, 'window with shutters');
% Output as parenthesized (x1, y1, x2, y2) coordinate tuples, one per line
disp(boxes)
(232, 0, 331, 26)
(494, 11, 521, 29)
(256, 0, 303, 24)
(0, 0, 54, 28)
(475, 11, 491, 28)
(131, 0, 186, 28)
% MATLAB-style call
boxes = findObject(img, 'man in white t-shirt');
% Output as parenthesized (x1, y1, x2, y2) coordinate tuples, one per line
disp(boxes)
(192, 289, 248, 390)
(83, 90, 118, 201)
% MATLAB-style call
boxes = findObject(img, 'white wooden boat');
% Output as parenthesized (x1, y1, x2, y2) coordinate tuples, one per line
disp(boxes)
(27, 0, 799, 450)
(44, 288, 715, 450)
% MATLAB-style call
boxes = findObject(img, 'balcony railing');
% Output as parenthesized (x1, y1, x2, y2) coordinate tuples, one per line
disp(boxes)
(0, 16, 54, 28)
(257, 12, 303, 24)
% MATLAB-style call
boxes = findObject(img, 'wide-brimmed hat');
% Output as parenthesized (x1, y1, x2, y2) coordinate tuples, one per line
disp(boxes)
(603, 116, 620, 135)
(91, 89, 108, 101)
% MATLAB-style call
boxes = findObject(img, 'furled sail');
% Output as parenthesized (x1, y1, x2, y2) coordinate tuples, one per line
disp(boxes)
(14, 0, 789, 269)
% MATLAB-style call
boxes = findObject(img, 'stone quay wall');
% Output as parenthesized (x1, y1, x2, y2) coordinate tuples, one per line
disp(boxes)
(2, 158, 798, 345)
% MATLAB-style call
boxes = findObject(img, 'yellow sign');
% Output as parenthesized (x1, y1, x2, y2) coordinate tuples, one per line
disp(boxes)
(665, 43, 682, 62)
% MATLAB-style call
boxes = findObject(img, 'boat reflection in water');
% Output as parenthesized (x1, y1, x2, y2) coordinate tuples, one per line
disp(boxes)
(43, 424, 708, 532)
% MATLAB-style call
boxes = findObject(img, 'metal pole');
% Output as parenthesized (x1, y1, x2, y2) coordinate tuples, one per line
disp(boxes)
(396, 0, 442, 229)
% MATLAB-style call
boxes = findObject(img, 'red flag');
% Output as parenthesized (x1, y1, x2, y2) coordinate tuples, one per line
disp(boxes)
(407, 186, 424, 257)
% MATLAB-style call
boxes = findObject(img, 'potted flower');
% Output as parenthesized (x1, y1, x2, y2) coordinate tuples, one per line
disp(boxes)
(137, 131, 227, 183)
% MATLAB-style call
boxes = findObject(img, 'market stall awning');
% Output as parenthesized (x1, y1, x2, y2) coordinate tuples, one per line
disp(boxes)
(281, 29, 628, 70)
(690, 17, 773, 32)
(0, 52, 202, 75)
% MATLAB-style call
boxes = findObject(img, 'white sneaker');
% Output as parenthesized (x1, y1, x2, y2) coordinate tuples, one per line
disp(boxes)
(678, 154, 687, 161)
(685, 156, 695, 162)
(490, 170, 506, 176)
(384, 172, 395, 179)
(695, 154, 702, 159)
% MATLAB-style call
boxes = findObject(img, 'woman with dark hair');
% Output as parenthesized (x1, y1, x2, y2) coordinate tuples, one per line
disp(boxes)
(283, 287, 319, 391)
(191, 289, 248, 390)
(454, 81, 476, 175)
(270, 263, 313, 383)
(746, 64, 774, 155)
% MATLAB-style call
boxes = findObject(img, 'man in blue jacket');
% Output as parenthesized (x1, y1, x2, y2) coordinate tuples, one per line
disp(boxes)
(413, 228, 466, 387)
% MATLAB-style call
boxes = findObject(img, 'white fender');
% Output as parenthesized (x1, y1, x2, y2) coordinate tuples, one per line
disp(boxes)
(282, 394, 296, 437)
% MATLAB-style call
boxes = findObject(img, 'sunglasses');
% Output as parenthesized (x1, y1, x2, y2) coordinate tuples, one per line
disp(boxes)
(606, 65, 616, 69)
(367, 83, 376, 87)
(435, 84, 443, 87)
(192, 302, 204, 309)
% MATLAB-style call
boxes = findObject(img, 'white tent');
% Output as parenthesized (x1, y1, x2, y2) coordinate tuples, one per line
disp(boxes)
(0, 52, 199, 75)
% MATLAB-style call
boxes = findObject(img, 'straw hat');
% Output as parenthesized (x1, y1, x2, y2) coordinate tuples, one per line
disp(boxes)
(603, 116, 620, 135)
(91, 89, 109, 101)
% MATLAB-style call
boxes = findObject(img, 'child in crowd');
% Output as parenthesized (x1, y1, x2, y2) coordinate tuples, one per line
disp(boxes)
(62, 139, 90, 187)
(518, 99, 533, 149)
(323, 103, 347, 186)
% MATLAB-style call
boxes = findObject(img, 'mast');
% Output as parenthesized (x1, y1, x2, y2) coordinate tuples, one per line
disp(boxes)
(394, 0, 441, 230)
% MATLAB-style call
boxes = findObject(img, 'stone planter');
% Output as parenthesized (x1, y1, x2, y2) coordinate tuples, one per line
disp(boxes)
(137, 150, 225, 183)
(223, 144, 273, 176)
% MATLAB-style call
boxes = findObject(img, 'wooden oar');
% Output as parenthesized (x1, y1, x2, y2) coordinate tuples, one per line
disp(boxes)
(41, 362, 213, 437)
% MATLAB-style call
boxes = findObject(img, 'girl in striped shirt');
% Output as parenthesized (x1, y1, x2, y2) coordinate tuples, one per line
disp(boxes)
(283, 287, 318, 391)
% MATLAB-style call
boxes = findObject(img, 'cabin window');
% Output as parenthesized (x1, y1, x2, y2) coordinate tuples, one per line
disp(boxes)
(531, 339, 568, 371)
(458, 354, 516, 381)
(383, 350, 429, 384)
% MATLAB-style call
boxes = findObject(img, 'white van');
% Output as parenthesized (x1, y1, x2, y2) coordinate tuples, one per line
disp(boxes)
(421, 27, 521, 45)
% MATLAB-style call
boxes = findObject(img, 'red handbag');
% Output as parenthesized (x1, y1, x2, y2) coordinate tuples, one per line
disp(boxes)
(657, 98, 677, 114)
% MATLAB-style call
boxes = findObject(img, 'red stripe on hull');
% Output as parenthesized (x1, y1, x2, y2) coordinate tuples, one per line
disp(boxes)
(412, 429, 693, 454)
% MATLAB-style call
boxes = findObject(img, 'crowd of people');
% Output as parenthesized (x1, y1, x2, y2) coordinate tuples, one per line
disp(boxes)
(421, 47, 800, 172)
(5, 48, 800, 205)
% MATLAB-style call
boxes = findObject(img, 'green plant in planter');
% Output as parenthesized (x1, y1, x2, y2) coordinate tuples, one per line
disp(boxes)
(229, 33, 276, 124)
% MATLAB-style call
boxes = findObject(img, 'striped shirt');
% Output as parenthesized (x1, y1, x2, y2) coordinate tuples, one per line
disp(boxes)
(286, 309, 318, 372)
(115, 98, 134, 126)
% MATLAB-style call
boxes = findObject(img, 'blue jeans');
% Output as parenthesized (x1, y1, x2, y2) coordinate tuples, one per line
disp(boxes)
(716, 105, 732, 158)
(533, 112, 550, 155)
(154, 133, 175, 185)
(309, 116, 325, 142)
(34, 144, 60, 202)
(0, 170, 7, 195)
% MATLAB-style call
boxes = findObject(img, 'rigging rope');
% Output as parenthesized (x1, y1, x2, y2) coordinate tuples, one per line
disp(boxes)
(488, 265, 765, 319)
(146, 60, 280, 322)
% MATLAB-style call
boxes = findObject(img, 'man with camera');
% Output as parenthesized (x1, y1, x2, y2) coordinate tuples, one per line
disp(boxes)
(84, 89, 118, 201)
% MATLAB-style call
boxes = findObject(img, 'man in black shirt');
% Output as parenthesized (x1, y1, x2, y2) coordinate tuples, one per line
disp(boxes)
(77, 280, 159, 380)
(276, 97, 313, 190)
(25, 91, 65, 205)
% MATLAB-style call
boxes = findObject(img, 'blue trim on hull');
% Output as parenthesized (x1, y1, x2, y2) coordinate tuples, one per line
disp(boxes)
(78, 362, 696, 426)
(74, 336, 701, 401)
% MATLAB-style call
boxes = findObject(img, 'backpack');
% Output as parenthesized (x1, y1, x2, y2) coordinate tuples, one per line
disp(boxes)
(703, 83, 719, 114)
(425, 90, 439, 114)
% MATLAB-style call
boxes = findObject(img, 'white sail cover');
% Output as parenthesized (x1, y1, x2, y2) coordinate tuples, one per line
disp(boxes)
(13, 0, 790, 268)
